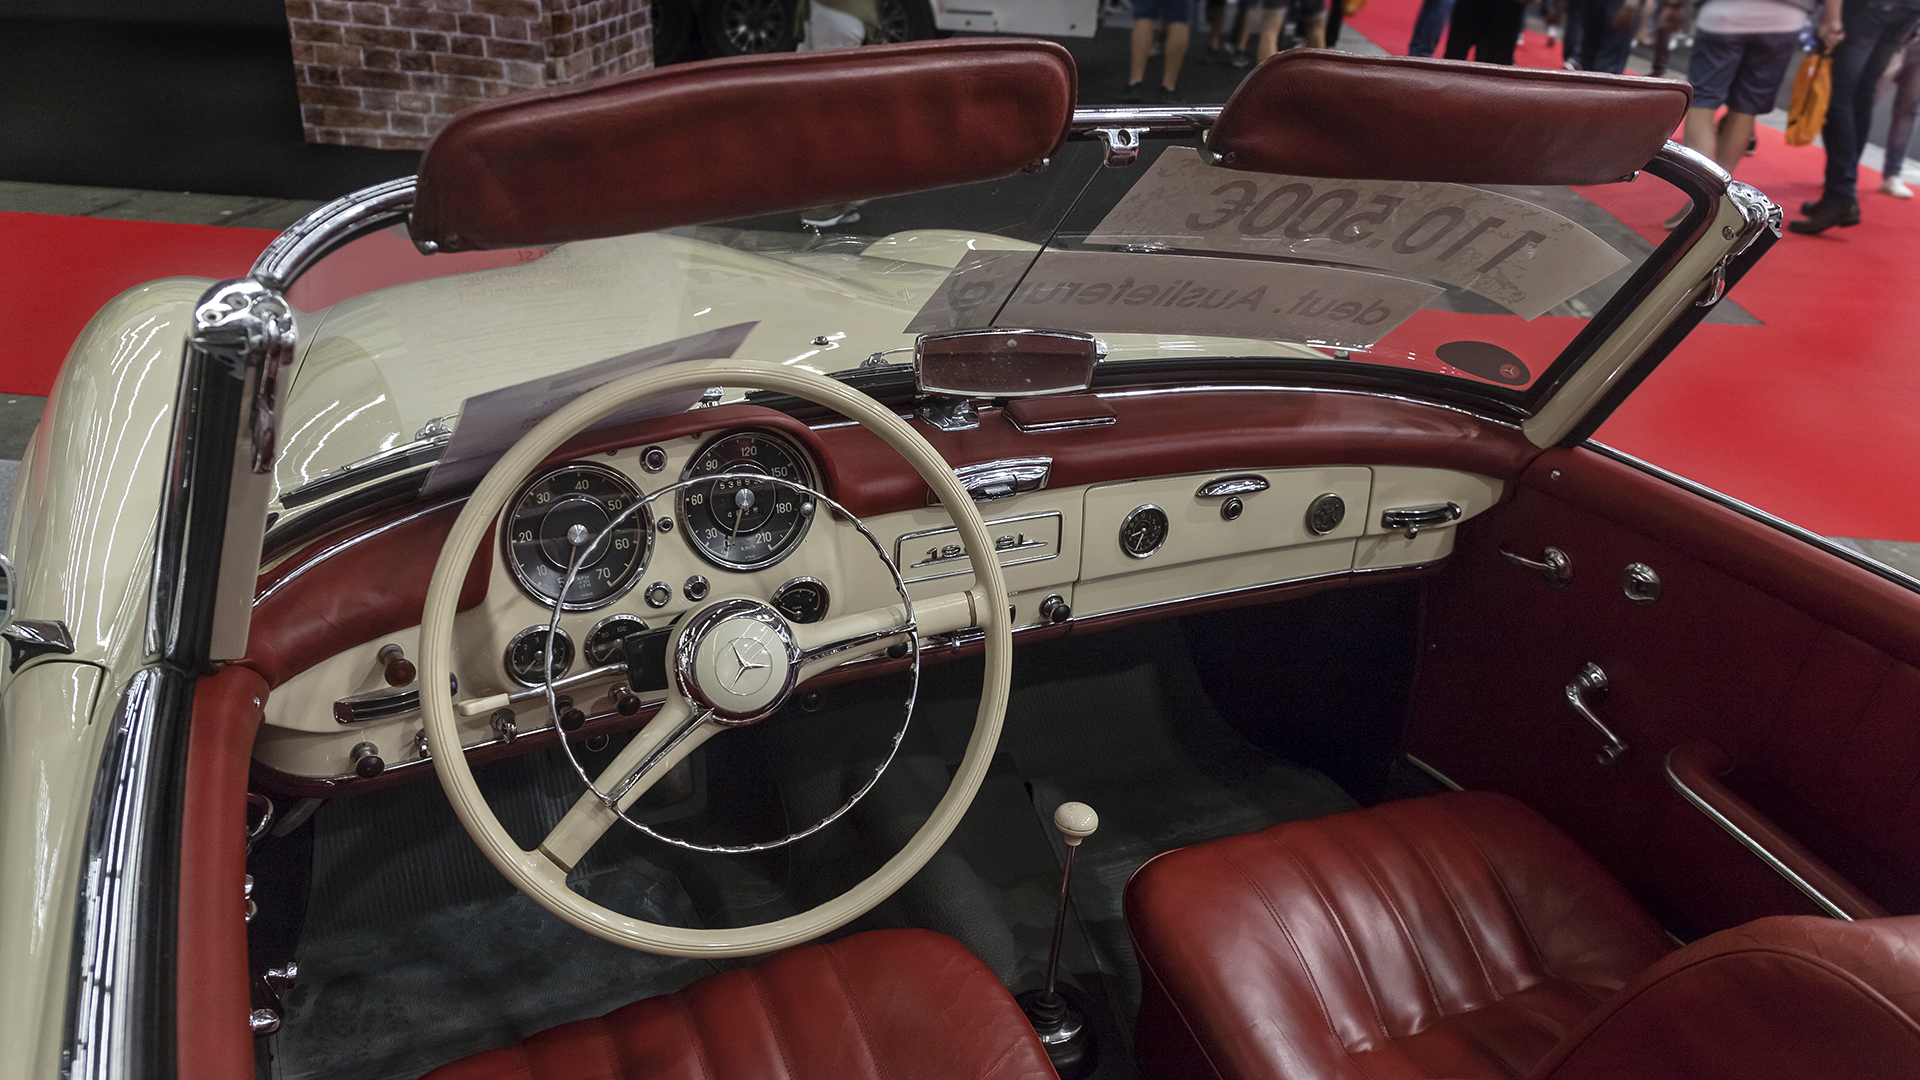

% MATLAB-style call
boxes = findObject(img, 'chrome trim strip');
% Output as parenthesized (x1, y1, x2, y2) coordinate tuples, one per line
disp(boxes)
(256, 498, 466, 606)
(278, 433, 451, 510)
(1093, 383, 1528, 430)
(62, 666, 186, 1079)
(1586, 441, 1920, 594)
(1663, 750, 1853, 921)
(1404, 753, 1463, 791)
(250, 176, 416, 290)
(1068, 105, 1222, 134)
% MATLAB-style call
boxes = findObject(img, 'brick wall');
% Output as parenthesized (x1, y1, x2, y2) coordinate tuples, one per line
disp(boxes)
(284, 0, 652, 150)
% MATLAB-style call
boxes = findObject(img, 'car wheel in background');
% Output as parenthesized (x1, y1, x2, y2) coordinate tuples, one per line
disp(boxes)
(699, 0, 801, 55)
(869, 0, 938, 42)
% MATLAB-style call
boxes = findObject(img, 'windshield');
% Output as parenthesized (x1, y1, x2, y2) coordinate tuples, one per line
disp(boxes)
(275, 136, 1721, 502)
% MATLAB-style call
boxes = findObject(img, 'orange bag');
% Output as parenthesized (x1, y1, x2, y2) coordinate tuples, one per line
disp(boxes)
(1786, 52, 1831, 146)
(1343, 0, 1367, 15)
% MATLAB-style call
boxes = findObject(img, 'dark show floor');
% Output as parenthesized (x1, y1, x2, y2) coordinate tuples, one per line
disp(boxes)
(0, 16, 1277, 203)
(0, 18, 417, 200)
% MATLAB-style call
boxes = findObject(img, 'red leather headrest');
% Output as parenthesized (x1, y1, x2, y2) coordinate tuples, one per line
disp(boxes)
(1207, 50, 1691, 186)
(410, 39, 1078, 252)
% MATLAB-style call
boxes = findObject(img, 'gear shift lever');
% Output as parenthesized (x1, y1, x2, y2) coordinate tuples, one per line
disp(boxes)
(1016, 801, 1099, 1079)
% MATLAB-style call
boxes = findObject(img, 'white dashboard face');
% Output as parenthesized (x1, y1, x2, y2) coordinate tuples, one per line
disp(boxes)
(253, 424, 1503, 782)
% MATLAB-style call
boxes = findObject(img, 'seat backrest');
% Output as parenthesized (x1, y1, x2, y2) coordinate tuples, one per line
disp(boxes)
(1528, 915, 1920, 1080)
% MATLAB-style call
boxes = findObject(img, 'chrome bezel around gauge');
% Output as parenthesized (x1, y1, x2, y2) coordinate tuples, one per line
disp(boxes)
(505, 625, 576, 687)
(503, 461, 653, 611)
(583, 613, 648, 667)
(1120, 504, 1170, 559)
(770, 577, 831, 624)
(676, 428, 819, 572)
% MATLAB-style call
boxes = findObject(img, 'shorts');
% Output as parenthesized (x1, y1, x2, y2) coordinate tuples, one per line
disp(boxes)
(1686, 30, 1802, 114)
(1255, 0, 1327, 12)
(1133, 0, 1195, 20)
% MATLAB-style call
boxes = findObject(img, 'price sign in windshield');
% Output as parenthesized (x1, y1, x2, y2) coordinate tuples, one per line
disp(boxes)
(1087, 148, 1629, 321)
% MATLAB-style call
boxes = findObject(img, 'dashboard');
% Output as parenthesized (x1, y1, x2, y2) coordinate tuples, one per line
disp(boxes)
(247, 389, 1517, 790)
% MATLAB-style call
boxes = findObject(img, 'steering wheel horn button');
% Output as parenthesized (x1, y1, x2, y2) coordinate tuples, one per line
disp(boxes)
(676, 599, 801, 724)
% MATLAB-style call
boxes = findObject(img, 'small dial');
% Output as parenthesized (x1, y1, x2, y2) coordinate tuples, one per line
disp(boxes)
(771, 578, 830, 624)
(1120, 505, 1170, 559)
(678, 430, 817, 571)
(584, 613, 647, 667)
(1305, 493, 1346, 536)
(505, 626, 575, 686)
(505, 463, 651, 610)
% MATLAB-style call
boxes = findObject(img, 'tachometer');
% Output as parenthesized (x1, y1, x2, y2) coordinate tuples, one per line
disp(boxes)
(505, 463, 651, 609)
(677, 430, 818, 570)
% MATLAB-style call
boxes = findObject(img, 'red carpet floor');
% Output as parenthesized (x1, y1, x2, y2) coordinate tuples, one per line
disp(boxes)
(1348, 0, 1920, 541)
(9, 39, 1918, 540)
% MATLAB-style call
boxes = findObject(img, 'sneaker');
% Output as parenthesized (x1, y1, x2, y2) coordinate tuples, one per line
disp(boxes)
(1119, 81, 1151, 104)
(1788, 199, 1862, 233)
(1230, 47, 1254, 68)
(1883, 176, 1914, 198)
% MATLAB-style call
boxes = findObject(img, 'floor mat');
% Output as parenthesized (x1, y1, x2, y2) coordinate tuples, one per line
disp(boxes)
(271, 620, 1356, 1080)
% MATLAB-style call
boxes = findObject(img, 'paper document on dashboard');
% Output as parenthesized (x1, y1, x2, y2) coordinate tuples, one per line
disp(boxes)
(420, 321, 755, 497)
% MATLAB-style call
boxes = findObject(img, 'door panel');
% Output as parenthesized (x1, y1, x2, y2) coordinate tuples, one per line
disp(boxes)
(1407, 445, 1920, 938)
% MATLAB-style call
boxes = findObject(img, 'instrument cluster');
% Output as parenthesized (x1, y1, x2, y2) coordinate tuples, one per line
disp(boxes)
(497, 427, 831, 688)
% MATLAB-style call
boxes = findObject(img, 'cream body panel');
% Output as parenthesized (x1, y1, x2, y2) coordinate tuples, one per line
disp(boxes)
(1081, 467, 1372, 583)
(0, 662, 105, 1077)
(6, 278, 199, 673)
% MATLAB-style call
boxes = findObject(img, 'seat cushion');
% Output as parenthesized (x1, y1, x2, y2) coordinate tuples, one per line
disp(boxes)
(423, 929, 1059, 1080)
(1124, 791, 1674, 1080)
(1530, 914, 1920, 1080)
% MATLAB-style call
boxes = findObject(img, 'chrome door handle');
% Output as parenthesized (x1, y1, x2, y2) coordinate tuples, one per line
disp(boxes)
(1565, 662, 1628, 766)
(1501, 546, 1573, 586)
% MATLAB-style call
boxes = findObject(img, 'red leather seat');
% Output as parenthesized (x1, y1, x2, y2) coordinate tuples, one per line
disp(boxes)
(423, 929, 1059, 1080)
(1123, 791, 1676, 1080)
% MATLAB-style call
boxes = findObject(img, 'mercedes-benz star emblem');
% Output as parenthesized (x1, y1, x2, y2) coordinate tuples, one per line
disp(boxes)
(720, 637, 773, 694)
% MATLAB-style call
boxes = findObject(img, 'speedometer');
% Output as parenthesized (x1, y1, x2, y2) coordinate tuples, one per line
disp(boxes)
(504, 463, 651, 609)
(677, 430, 818, 570)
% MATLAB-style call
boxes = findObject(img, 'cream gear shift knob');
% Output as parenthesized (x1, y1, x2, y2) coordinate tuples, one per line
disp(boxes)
(1053, 802, 1099, 846)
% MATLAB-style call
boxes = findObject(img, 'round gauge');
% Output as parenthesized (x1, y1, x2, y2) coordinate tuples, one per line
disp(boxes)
(677, 430, 818, 571)
(1120, 505, 1170, 559)
(505, 626, 575, 686)
(505, 463, 652, 610)
(771, 577, 830, 624)
(584, 613, 648, 667)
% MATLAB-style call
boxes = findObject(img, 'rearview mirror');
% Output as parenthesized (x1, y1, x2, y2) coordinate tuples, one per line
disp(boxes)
(914, 329, 1103, 399)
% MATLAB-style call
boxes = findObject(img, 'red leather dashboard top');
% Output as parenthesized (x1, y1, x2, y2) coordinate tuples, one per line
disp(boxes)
(242, 388, 1540, 689)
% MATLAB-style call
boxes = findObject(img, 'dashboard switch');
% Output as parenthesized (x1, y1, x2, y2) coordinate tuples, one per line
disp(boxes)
(684, 575, 710, 602)
(350, 742, 385, 779)
(377, 643, 416, 687)
(644, 581, 671, 608)
(1040, 594, 1072, 623)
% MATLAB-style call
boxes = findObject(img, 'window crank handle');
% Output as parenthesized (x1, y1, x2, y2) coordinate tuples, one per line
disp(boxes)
(1501, 546, 1573, 585)
(1565, 662, 1628, 766)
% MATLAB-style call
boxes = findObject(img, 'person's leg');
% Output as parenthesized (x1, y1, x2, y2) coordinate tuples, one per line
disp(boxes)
(1883, 40, 1920, 188)
(1207, 1, 1227, 47)
(1477, 0, 1526, 62)
(1590, 0, 1635, 72)
(1326, 0, 1344, 45)
(1713, 111, 1757, 173)
(1409, 0, 1458, 55)
(1443, 0, 1482, 57)
(1302, 11, 1328, 46)
(1259, 5, 1285, 57)
(1163, 19, 1191, 89)
(1130, 16, 1155, 86)
(1818, 5, 1897, 205)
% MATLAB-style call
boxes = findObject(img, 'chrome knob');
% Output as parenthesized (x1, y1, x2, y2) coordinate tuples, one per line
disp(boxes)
(1039, 594, 1072, 623)
(490, 708, 518, 744)
(349, 742, 384, 778)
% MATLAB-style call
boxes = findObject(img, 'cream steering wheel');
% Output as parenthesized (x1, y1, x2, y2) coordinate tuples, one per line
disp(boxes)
(418, 357, 1011, 957)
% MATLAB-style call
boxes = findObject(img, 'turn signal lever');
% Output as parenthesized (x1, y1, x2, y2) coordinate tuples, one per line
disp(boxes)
(1017, 801, 1099, 1080)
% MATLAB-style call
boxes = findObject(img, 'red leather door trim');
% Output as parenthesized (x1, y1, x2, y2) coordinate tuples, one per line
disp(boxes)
(177, 665, 269, 1080)
(1666, 738, 1887, 921)
(1408, 445, 1920, 935)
